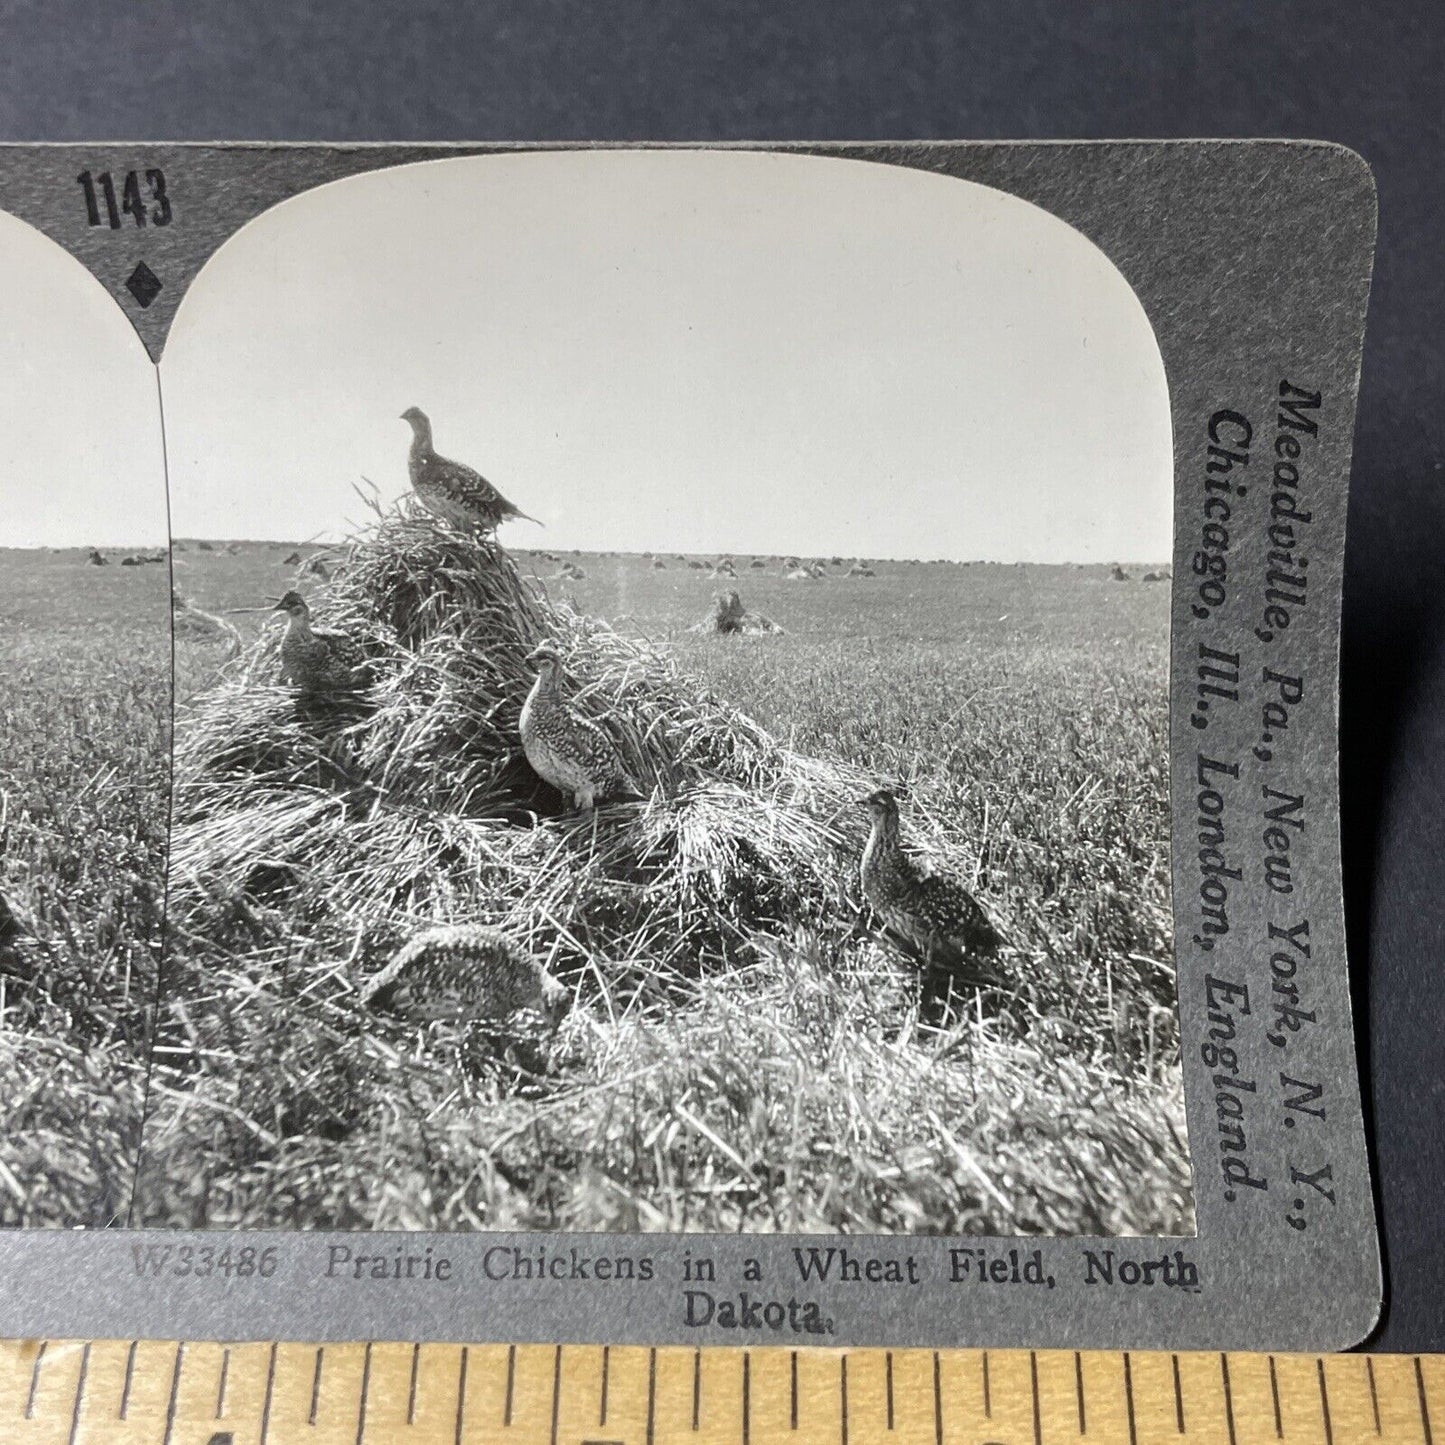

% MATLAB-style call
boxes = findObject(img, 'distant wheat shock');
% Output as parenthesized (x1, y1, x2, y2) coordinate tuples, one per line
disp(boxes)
(402, 405, 540, 532)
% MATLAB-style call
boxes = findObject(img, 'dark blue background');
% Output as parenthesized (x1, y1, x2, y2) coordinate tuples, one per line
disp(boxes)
(1, 0, 1439, 1349)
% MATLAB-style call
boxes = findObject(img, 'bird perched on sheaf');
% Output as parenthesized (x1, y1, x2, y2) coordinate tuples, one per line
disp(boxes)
(271, 590, 364, 697)
(858, 788, 1007, 990)
(402, 406, 540, 534)
(520, 640, 641, 811)
(362, 924, 567, 1036)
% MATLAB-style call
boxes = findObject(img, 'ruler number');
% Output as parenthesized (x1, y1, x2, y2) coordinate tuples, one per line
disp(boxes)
(76, 168, 172, 229)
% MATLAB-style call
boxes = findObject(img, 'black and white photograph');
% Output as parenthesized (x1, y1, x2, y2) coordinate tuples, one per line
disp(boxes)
(0, 208, 171, 1226)
(132, 149, 1192, 1236)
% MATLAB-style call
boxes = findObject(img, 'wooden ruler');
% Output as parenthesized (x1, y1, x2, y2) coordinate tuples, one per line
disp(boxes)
(0, 1341, 1439, 1445)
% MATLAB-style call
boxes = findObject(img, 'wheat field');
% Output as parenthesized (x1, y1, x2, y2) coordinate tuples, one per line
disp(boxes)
(0, 548, 169, 1226)
(132, 528, 1191, 1237)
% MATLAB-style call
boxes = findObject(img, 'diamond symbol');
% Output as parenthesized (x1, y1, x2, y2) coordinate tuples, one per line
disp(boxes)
(125, 261, 162, 309)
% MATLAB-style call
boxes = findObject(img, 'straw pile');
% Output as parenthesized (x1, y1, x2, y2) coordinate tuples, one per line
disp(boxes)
(167, 510, 871, 999)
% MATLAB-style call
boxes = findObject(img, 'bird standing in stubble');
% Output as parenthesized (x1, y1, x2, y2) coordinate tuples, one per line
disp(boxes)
(858, 788, 1006, 990)
(520, 641, 640, 812)
(402, 407, 541, 533)
(362, 924, 566, 1036)
(271, 590, 363, 697)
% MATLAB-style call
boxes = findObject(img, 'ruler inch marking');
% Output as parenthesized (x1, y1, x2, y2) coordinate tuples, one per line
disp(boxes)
(309, 1345, 324, 1425)
(886, 1350, 894, 1432)
(1366, 1355, 1381, 1434)
(550, 1344, 562, 1445)
(161, 1342, 184, 1445)
(1417, 1357, 1435, 1445)
(983, 1349, 992, 1417)
(259, 1341, 278, 1445)
(505, 1343, 517, 1425)
(933, 1351, 943, 1445)
(791, 1350, 798, 1431)
(1220, 1353, 1238, 1445)
(1171, 1354, 1185, 1434)
(216, 1346, 230, 1419)
(743, 1350, 752, 1445)
(1031, 1350, 1042, 1445)
(356, 1341, 373, 1445)
(66, 1340, 91, 1445)
(408, 1343, 421, 1426)
(120, 1339, 138, 1420)
(647, 1347, 657, 1445)
(454, 1346, 469, 1445)
(1124, 1351, 1137, 1445)
(600, 1344, 610, 1427)
(1317, 1356, 1333, 1445)
(1268, 1355, 1283, 1438)
(1075, 1350, 1086, 1436)
(692, 1347, 702, 1431)
(24, 1339, 46, 1419)
(841, 1353, 849, 1445)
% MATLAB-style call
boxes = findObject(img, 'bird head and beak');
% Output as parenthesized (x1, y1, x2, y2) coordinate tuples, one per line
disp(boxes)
(271, 590, 310, 620)
(525, 640, 564, 673)
(538, 970, 570, 1027)
(400, 406, 430, 438)
(855, 787, 904, 830)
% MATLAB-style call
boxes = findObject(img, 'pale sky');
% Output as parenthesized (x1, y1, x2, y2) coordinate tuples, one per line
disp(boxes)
(5, 150, 1173, 561)
(0, 211, 168, 549)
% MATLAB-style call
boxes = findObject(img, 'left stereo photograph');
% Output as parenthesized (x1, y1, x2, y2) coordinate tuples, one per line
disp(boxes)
(0, 208, 172, 1226)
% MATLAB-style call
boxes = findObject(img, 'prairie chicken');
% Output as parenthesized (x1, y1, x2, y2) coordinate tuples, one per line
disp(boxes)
(520, 640, 640, 811)
(272, 590, 363, 696)
(690, 590, 784, 636)
(858, 788, 1006, 989)
(710, 590, 746, 633)
(0, 892, 21, 949)
(402, 406, 540, 533)
(362, 924, 566, 1033)
(0, 893, 24, 978)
